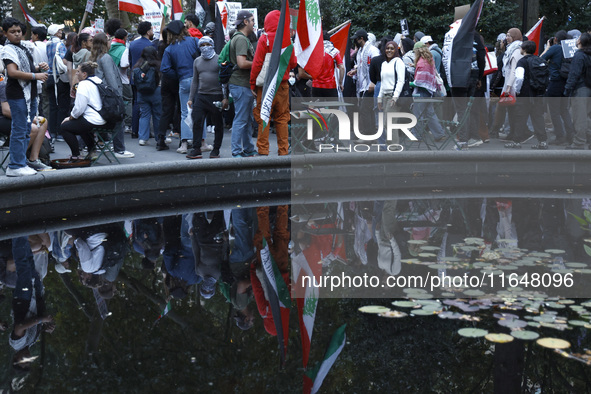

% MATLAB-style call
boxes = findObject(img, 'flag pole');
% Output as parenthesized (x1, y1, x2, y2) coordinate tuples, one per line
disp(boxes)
(79, 11, 89, 33)
(327, 20, 351, 36)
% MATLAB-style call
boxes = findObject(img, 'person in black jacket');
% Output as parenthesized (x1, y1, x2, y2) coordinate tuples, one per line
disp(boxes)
(564, 33, 591, 149)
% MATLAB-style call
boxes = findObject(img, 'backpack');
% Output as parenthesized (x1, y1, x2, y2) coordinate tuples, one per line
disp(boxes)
(559, 57, 572, 80)
(393, 58, 414, 110)
(526, 55, 549, 93)
(218, 32, 243, 84)
(133, 63, 158, 94)
(86, 78, 125, 124)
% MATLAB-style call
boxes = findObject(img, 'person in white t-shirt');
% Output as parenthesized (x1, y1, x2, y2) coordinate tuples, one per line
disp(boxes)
(60, 61, 106, 161)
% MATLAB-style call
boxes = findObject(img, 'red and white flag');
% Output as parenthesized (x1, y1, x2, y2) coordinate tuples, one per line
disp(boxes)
(119, 0, 161, 15)
(294, 0, 324, 79)
(525, 17, 545, 56)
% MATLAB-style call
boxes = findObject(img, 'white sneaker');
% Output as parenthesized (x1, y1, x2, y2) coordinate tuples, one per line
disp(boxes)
(467, 138, 483, 147)
(139, 139, 147, 146)
(207, 125, 215, 134)
(201, 143, 213, 152)
(6, 166, 37, 177)
(177, 141, 188, 154)
(114, 150, 135, 158)
(165, 137, 172, 145)
(27, 159, 54, 171)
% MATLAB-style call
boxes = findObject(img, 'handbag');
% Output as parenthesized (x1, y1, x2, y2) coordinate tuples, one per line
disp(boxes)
(256, 34, 271, 87)
(434, 72, 447, 97)
(498, 91, 516, 106)
(483, 48, 498, 76)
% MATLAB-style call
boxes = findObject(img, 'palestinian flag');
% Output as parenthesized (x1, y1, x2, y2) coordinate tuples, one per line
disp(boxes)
(328, 20, 351, 64)
(260, 0, 294, 129)
(447, 0, 484, 88)
(154, 301, 172, 325)
(303, 324, 347, 394)
(154, 0, 169, 18)
(293, 252, 321, 368)
(213, 1, 225, 54)
(525, 17, 545, 56)
(260, 238, 292, 368)
(171, 0, 184, 21)
(294, 0, 324, 79)
(17, 0, 43, 27)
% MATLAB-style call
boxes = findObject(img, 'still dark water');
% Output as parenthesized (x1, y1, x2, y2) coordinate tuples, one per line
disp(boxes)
(1, 197, 591, 392)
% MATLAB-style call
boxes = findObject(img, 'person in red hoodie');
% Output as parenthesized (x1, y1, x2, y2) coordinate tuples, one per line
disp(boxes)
(184, 14, 203, 39)
(250, 10, 297, 156)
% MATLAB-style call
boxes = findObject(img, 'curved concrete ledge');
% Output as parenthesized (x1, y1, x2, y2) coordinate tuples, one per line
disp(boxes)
(2, 151, 591, 239)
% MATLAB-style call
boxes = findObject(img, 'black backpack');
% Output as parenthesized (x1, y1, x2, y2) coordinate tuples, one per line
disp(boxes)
(133, 63, 158, 94)
(559, 57, 572, 80)
(86, 78, 125, 124)
(526, 55, 549, 93)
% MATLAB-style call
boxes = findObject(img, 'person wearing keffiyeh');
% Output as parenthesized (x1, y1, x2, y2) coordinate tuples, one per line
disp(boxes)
(0, 18, 49, 177)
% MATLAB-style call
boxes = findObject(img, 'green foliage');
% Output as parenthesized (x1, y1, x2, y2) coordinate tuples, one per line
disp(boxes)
(22, 0, 108, 30)
(540, 0, 591, 37)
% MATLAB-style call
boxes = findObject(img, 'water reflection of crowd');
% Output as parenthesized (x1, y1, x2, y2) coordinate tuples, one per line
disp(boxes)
(2, 199, 591, 374)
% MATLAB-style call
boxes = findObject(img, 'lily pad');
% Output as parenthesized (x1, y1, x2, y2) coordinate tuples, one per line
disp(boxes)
(565, 262, 587, 268)
(419, 246, 441, 252)
(458, 328, 488, 337)
(428, 264, 448, 269)
(544, 249, 566, 254)
(411, 309, 436, 316)
(536, 337, 571, 349)
(568, 320, 588, 327)
(464, 289, 486, 297)
(510, 330, 540, 341)
(392, 301, 420, 308)
(359, 305, 390, 314)
(379, 310, 408, 318)
(498, 319, 528, 329)
(485, 333, 514, 343)
(419, 252, 437, 258)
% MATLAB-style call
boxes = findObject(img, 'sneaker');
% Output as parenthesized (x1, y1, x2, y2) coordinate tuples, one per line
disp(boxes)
(186, 149, 202, 159)
(85, 150, 99, 161)
(27, 159, 54, 171)
(454, 142, 468, 151)
(565, 143, 585, 150)
(156, 143, 170, 151)
(56, 135, 65, 142)
(139, 139, 147, 146)
(467, 138, 483, 147)
(177, 141, 188, 154)
(483, 138, 490, 143)
(165, 137, 172, 145)
(232, 152, 245, 158)
(531, 141, 548, 150)
(201, 143, 213, 152)
(114, 150, 135, 158)
(124, 126, 132, 134)
(243, 150, 258, 157)
(210, 149, 220, 158)
(6, 166, 37, 177)
(504, 142, 521, 149)
(207, 125, 215, 134)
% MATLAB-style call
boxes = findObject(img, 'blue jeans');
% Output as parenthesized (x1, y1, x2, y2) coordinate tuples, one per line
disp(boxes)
(229, 84, 255, 155)
(179, 77, 193, 141)
(412, 89, 445, 140)
(12, 236, 43, 301)
(229, 208, 256, 264)
(7, 98, 37, 169)
(138, 87, 162, 141)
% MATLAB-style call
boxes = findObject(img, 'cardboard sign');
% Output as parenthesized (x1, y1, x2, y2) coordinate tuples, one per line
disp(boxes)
(561, 38, 578, 59)
(85, 0, 94, 14)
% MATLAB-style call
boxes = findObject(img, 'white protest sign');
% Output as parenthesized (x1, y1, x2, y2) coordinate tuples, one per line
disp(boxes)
(85, 0, 94, 14)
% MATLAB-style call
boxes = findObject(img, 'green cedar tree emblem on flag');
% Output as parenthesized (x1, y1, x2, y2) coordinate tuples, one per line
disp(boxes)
(303, 295, 318, 317)
(305, 0, 321, 29)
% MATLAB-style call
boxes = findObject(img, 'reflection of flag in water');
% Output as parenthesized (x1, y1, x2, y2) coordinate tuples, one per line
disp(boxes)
(294, 0, 324, 79)
(526, 17, 545, 56)
(293, 251, 321, 369)
(260, 0, 294, 129)
(260, 238, 292, 368)
(303, 324, 347, 394)
(17, 0, 43, 27)
(154, 301, 172, 325)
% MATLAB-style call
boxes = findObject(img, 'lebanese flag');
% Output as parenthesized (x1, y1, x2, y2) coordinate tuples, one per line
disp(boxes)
(260, 238, 292, 368)
(17, 0, 43, 27)
(526, 17, 545, 56)
(303, 324, 347, 394)
(260, 0, 294, 129)
(119, 0, 144, 15)
(329, 21, 351, 63)
(294, 0, 324, 79)
(293, 251, 322, 368)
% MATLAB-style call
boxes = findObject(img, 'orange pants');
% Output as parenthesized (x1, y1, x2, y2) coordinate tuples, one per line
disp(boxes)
(254, 205, 290, 273)
(253, 82, 290, 156)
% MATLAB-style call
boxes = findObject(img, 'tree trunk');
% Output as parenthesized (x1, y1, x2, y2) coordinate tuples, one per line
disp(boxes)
(104, 0, 131, 29)
(510, 0, 540, 34)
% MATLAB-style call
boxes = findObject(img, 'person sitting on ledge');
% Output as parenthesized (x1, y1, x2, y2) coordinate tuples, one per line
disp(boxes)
(60, 61, 105, 162)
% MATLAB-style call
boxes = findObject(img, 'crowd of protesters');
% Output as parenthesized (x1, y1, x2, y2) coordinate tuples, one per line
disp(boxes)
(0, 8, 590, 175)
